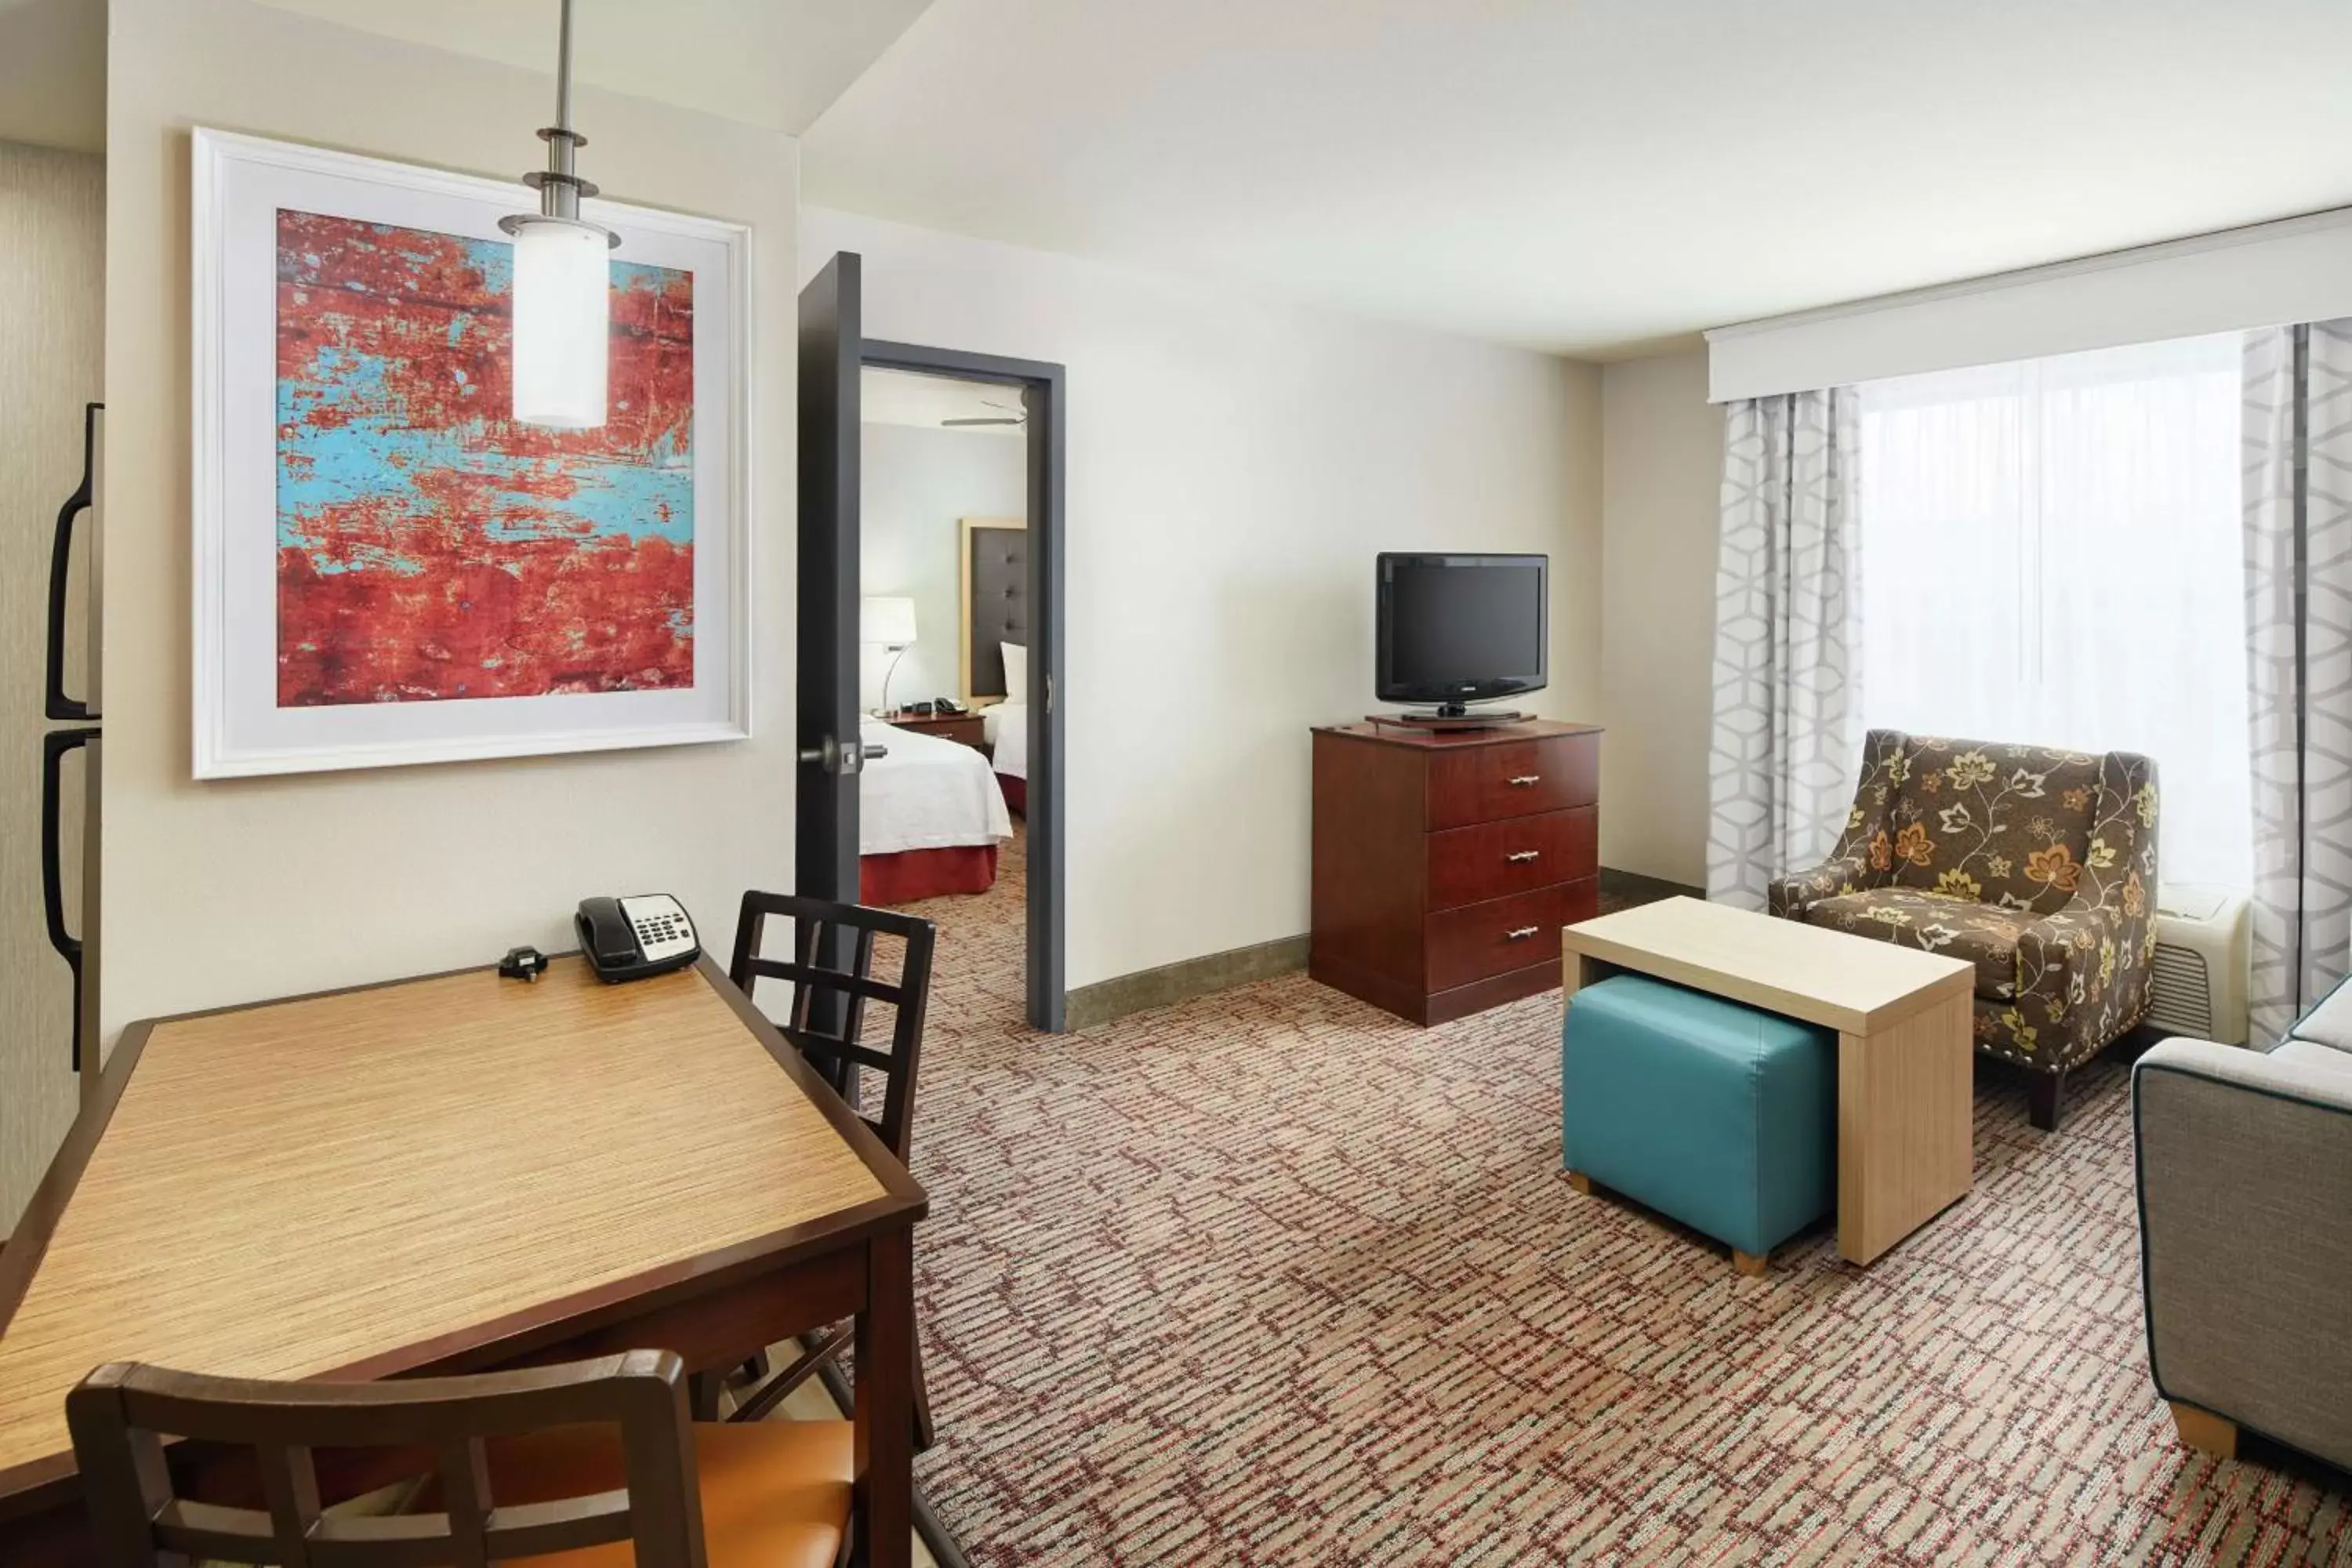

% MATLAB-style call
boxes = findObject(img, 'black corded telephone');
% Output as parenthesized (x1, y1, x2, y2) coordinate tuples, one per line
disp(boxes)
(575, 895, 700, 982)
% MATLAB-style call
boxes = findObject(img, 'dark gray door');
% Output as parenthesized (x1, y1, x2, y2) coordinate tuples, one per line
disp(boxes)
(797, 253, 863, 902)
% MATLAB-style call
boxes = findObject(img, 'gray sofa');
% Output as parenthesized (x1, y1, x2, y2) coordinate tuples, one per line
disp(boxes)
(2134, 978, 2352, 1468)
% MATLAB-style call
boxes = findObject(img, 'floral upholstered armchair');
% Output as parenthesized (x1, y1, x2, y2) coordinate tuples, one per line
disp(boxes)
(1768, 730, 2161, 1132)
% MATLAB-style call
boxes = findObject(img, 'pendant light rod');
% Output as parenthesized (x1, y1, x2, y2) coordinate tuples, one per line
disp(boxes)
(555, 0, 574, 133)
(522, 0, 599, 225)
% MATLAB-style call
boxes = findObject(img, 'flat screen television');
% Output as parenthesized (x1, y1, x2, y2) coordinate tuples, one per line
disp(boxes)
(1376, 553, 1548, 715)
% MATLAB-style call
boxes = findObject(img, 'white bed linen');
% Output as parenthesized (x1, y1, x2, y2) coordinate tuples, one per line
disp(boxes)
(859, 720, 1012, 855)
(982, 700, 1029, 781)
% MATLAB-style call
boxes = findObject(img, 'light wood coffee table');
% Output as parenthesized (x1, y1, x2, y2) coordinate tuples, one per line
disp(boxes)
(1561, 896, 1976, 1266)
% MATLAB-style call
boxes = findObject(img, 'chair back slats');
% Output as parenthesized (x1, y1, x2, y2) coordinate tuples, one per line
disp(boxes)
(730, 891, 937, 1163)
(256, 1443, 322, 1568)
(433, 1439, 492, 1568)
(739, 958, 908, 1008)
(65, 1353, 702, 1568)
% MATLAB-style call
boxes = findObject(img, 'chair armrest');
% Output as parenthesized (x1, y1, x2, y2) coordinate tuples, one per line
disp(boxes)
(1767, 853, 1875, 920)
(1766, 729, 1908, 921)
(2135, 1039, 2352, 1468)
(2010, 754, 2159, 1061)
(2014, 899, 2123, 1013)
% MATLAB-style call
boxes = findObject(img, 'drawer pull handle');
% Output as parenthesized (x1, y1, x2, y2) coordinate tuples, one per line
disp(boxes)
(1504, 925, 1540, 941)
(1504, 850, 1541, 863)
(1505, 775, 1541, 787)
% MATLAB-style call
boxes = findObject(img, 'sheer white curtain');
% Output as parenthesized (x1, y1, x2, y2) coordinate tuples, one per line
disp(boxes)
(1857, 334, 2251, 887)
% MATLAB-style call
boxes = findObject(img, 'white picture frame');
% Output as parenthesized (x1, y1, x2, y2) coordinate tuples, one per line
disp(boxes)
(191, 128, 753, 779)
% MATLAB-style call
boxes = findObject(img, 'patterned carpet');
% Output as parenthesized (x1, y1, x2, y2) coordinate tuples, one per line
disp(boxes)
(890, 833, 2352, 1565)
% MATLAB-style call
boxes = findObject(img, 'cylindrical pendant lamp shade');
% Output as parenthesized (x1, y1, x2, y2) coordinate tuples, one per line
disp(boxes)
(509, 217, 608, 429)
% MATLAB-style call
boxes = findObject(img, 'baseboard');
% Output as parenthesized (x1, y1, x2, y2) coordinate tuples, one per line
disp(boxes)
(1600, 866, 1703, 909)
(1062, 873, 1695, 1032)
(1065, 935, 1310, 1030)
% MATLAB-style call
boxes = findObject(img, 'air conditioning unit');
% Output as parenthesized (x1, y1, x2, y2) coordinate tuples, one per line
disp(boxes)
(2147, 884, 2252, 1045)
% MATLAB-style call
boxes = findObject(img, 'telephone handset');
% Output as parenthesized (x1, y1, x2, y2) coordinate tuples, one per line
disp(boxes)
(575, 894, 700, 983)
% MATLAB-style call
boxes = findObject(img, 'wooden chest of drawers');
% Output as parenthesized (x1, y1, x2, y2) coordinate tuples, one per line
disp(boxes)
(1310, 720, 1602, 1025)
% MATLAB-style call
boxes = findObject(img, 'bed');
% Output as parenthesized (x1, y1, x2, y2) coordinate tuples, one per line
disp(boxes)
(984, 700, 1029, 816)
(858, 718, 1012, 905)
(960, 517, 1032, 816)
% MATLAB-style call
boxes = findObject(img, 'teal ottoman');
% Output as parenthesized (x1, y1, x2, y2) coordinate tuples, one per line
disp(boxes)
(1562, 974, 1835, 1271)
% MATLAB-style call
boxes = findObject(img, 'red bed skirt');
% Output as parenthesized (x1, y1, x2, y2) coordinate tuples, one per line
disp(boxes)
(997, 774, 1027, 816)
(860, 844, 999, 906)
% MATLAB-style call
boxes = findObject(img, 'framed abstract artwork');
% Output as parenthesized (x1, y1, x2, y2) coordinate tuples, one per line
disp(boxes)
(191, 129, 751, 777)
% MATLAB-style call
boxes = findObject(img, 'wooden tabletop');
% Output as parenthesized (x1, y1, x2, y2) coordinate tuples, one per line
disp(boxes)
(0, 955, 917, 1508)
(1562, 895, 1974, 1035)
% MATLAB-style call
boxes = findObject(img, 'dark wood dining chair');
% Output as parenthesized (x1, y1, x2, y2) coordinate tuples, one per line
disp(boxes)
(64, 1351, 855, 1568)
(727, 892, 937, 1443)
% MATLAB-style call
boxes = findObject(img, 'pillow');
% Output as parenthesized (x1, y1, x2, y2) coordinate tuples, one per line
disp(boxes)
(1000, 641, 1029, 699)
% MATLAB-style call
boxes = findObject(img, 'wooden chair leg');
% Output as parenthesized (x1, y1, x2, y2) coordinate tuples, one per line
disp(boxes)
(2169, 1401, 2238, 1459)
(2027, 1069, 2066, 1132)
(1732, 1249, 1769, 1276)
(911, 1331, 936, 1453)
(687, 1370, 724, 1421)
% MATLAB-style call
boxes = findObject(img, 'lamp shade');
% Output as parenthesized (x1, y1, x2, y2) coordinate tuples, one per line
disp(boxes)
(509, 217, 609, 429)
(862, 596, 918, 646)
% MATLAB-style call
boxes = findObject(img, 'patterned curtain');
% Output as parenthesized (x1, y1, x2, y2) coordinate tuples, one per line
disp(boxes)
(2244, 321, 2352, 1040)
(1705, 389, 1864, 909)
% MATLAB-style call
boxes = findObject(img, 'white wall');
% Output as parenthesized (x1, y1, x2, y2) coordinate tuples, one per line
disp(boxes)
(1599, 347, 1720, 888)
(859, 420, 1025, 712)
(804, 209, 1602, 989)
(100, 0, 800, 1037)
(0, 138, 101, 1229)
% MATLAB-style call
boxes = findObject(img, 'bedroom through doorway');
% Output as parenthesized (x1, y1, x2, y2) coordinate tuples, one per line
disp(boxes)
(853, 361, 1054, 1030)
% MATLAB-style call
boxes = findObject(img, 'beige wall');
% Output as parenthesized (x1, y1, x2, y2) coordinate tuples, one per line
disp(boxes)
(0, 138, 101, 1229)
(1599, 346, 1720, 887)
(804, 209, 1604, 990)
(100, 0, 800, 1038)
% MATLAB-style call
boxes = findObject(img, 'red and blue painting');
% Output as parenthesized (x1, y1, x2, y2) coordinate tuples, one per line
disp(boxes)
(273, 209, 695, 707)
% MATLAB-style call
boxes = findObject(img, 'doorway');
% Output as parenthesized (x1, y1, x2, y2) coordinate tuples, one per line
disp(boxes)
(797, 254, 1067, 1032)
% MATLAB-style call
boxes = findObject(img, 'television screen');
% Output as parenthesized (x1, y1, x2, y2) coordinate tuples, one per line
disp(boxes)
(1377, 554, 1547, 706)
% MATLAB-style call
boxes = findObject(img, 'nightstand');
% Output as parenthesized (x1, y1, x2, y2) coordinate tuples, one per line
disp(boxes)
(882, 708, 988, 753)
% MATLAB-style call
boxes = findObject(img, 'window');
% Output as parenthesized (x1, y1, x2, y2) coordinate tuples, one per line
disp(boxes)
(1857, 334, 2250, 887)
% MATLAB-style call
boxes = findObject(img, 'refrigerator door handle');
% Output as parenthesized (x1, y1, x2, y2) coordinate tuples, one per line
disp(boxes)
(43, 726, 98, 1070)
(46, 401, 100, 723)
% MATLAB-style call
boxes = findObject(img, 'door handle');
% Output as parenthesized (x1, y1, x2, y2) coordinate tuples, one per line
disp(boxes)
(1504, 850, 1541, 862)
(1504, 925, 1540, 941)
(1505, 775, 1541, 787)
(46, 402, 100, 722)
(42, 727, 97, 1071)
(797, 735, 874, 775)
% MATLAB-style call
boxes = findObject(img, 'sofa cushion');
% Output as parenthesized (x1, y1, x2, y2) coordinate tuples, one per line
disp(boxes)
(2287, 972, 2352, 1055)
(1803, 887, 2024, 1000)
(2269, 1039, 2352, 1076)
(1878, 736, 2102, 916)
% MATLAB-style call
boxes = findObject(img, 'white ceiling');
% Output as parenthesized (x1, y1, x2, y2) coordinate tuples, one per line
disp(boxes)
(249, 0, 931, 135)
(861, 367, 1025, 437)
(0, 0, 104, 153)
(0, 0, 937, 154)
(804, 0, 2352, 358)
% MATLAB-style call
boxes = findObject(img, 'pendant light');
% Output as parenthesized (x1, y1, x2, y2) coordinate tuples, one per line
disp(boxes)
(499, 0, 618, 429)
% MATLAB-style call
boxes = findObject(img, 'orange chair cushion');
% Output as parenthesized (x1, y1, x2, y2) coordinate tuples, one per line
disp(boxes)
(425, 1420, 853, 1568)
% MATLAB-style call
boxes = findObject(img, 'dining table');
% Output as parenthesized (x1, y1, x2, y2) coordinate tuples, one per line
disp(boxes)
(0, 953, 927, 1567)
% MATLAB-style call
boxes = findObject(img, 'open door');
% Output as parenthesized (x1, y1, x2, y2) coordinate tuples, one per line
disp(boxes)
(797, 253, 866, 902)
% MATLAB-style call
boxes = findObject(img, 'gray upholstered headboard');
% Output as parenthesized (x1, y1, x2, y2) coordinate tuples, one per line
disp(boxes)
(960, 517, 1028, 704)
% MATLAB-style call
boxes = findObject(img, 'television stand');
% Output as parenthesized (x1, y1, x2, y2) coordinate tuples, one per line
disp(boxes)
(1366, 708, 1532, 732)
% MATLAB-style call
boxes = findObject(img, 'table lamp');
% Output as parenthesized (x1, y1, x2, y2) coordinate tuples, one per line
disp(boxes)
(862, 596, 918, 714)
